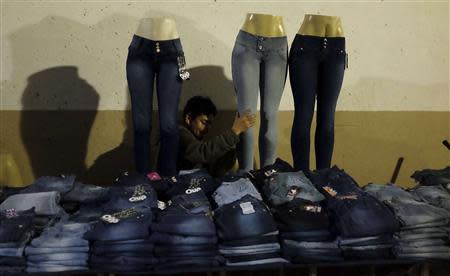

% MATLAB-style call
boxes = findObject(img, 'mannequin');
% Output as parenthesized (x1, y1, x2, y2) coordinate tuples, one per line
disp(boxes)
(127, 17, 187, 176)
(289, 14, 347, 171)
(135, 17, 180, 41)
(298, 14, 344, 37)
(232, 13, 288, 171)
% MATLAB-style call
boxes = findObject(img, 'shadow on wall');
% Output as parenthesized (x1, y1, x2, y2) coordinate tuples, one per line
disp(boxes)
(10, 12, 237, 183)
(20, 67, 99, 181)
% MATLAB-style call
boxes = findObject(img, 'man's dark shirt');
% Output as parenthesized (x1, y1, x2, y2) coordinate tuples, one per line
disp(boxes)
(177, 124, 239, 175)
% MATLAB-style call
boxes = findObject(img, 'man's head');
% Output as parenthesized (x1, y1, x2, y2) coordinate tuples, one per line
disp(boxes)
(183, 96, 217, 139)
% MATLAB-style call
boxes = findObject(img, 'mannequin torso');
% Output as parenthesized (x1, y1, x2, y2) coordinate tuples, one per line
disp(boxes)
(241, 13, 286, 37)
(298, 14, 344, 37)
(135, 17, 180, 41)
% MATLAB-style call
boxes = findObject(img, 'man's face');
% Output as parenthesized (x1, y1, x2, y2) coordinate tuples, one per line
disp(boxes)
(186, 114, 213, 139)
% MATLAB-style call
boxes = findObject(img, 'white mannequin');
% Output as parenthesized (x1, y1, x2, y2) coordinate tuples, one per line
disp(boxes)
(135, 17, 179, 41)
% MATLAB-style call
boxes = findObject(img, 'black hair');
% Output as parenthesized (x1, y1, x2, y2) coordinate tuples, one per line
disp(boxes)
(183, 96, 217, 120)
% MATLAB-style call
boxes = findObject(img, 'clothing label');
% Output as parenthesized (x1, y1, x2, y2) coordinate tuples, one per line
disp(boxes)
(323, 186, 337, 197)
(185, 187, 202, 194)
(5, 209, 18, 218)
(264, 169, 277, 177)
(177, 56, 190, 81)
(240, 202, 255, 215)
(336, 194, 358, 200)
(286, 186, 300, 200)
(129, 195, 147, 202)
(303, 205, 322, 213)
(157, 200, 167, 210)
(101, 214, 119, 224)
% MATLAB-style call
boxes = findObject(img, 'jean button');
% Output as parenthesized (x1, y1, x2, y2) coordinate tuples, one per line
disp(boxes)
(258, 45, 263, 50)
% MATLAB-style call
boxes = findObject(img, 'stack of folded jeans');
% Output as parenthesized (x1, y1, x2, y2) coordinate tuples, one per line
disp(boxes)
(214, 194, 287, 266)
(262, 171, 325, 206)
(272, 198, 340, 263)
(151, 191, 223, 270)
(0, 191, 66, 217)
(25, 221, 91, 272)
(411, 166, 450, 187)
(365, 183, 450, 260)
(0, 208, 35, 273)
(84, 182, 158, 272)
(308, 167, 400, 260)
(85, 207, 155, 272)
(411, 185, 450, 212)
(247, 158, 295, 190)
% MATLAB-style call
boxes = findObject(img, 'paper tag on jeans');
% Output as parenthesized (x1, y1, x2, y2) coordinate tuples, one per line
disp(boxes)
(5, 209, 18, 218)
(157, 200, 167, 210)
(240, 202, 255, 215)
(304, 205, 322, 213)
(129, 195, 147, 202)
(286, 186, 300, 201)
(101, 214, 119, 224)
(323, 186, 337, 197)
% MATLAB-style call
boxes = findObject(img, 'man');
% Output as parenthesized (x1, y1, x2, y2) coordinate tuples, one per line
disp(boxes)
(178, 96, 256, 177)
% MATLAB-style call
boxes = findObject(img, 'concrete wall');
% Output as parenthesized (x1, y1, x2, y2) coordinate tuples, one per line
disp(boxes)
(1, 1, 449, 186)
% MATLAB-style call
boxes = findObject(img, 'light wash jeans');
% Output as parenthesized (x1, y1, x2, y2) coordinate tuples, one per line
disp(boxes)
(232, 30, 288, 171)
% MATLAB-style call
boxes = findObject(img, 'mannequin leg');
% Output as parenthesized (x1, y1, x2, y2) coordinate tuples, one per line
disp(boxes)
(126, 50, 155, 174)
(259, 48, 288, 168)
(157, 59, 182, 177)
(232, 43, 260, 171)
(289, 45, 320, 171)
(315, 48, 346, 169)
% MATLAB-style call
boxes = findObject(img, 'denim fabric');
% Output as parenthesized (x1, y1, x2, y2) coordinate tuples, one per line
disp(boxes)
(27, 260, 87, 267)
(21, 175, 75, 194)
(247, 158, 294, 187)
(0, 266, 24, 273)
(232, 30, 288, 171)
(338, 235, 394, 247)
(213, 178, 262, 207)
(91, 255, 158, 266)
(370, 194, 450, 228)
(26, 246, 88, 255)
(342, 247, 392, 260)
(272, 198, 329, 233)
(395, 252, 450, 260)
(289, 35, 346, 171)
(411, 166, 450, 186)
(104, 184, 158, 211)
(0, 247, 27, 257)
(26, 266, 87, 272)
(150, 232, 217, 245)
(0, 256, 26, 266)
(0, 208, 35, 244)
(154, 249, 217, 257)
(27, 252, 89, 262)
(92, 242, 154, 255)
(84, 209, 152, 241)
(364, 183, 421, 203)
(165, 172, 219, 199)
(153, 192, 216, 237)
(226, 258, 288, 266)
(279, 230, 333, 242)
(282, 239, 342, 263)
(93, 238, 149, 246)
(155, 256, 224, 269)
(220, 235, 278, 247)
(0, 191, 64, 216)
(308, 166, 362, 197)
(397, 239, 446, 247)
(219, 243, 280, 255)
(127, 35, 184, 176)
(154, 244, 216, 253)
(394, 245, 450, 254)
(30, 222, 90, 248)
(63, 181, 109, 203)
(395, 232, 448, 241)
(214, 195, 277, 240)
(264, 171, 325, 205)
(411, 185, 450, 212)
(69, 203, 104, 222)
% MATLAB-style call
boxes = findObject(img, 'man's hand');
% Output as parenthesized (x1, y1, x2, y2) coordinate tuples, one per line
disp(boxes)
(232, 109, 256, 135)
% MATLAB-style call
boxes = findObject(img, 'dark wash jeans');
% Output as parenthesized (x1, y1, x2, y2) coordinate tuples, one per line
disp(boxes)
(289, 35, 346, 171)
(126, 34, 184, 176)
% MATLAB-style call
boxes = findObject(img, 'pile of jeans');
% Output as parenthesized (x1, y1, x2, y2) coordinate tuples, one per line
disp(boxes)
(308, 167, 400, 260)
(151, 191, 222, 270)
(247, 158, 295, 190)
(261, 171, 337, 263)
(214, 176, 286, 266)
(0, 208, 35, 273)
(25, 220, 90, 272)
(84, 180, 158, 272)
(411, 166, 450, 187)
(364, 183, 450, 260)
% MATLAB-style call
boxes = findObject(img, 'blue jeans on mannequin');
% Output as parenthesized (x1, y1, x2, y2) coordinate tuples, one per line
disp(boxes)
(126, 35, 184, 176)
(289, 35, 346, 171)
(232, 30, 288, 171)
